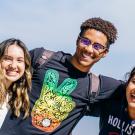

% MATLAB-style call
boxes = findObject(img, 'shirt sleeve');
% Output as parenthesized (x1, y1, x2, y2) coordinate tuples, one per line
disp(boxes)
(87, 76, 125, 117)
(29, 47, 45, 69)
(87, 98, 119, 117)
(97, 75, 124, 100)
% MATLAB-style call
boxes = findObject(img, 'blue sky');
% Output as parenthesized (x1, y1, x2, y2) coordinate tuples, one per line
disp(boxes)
(0, 0, 135, 134)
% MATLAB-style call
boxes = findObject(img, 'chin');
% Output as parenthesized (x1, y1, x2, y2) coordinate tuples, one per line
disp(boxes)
(6, 76, 20, 83)
(79, 60, 94, 67)
(128, 103, 135, 108)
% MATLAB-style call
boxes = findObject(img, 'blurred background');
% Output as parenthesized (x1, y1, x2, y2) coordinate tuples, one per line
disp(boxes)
(0, 0, 134, 134)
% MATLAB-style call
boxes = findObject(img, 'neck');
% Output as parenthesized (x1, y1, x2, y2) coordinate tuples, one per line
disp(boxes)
(128, 106, 135, 120)
(3, 79, 12, 90)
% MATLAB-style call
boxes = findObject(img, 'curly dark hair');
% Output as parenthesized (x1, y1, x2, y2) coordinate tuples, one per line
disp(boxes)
(80, 17, 118, 48)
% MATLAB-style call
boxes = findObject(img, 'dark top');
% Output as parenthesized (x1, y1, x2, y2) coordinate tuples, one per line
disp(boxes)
(98, 98, 135, 135)
(0, 48, 122, 135)
(89, 83, 135, 135)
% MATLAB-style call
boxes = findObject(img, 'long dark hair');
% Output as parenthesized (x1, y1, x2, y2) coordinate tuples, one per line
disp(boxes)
(122, 67, 135, 108)
(126, 67, 135, 87)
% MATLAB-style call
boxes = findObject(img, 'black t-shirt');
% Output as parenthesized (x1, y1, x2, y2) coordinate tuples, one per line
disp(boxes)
(0, 48, 122, 135)
(99, 99, 135, 135)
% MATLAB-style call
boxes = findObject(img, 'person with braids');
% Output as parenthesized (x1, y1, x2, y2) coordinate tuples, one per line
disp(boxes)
(2, 17, 123, 135)
(0, 39, 32, 133)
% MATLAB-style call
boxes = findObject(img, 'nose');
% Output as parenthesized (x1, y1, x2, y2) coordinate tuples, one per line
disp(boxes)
(9, 60, 17, 69)
(84, 44, 94, 53)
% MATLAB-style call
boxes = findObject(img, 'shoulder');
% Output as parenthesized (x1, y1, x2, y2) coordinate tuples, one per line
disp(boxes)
(99, 75, 123, 90)
(52, 51, 72, 63)
(29, 47, 56, 67)
(29, 47, 45, 54)
(97, 75, 125, 99)
(29, 47, 53, 58)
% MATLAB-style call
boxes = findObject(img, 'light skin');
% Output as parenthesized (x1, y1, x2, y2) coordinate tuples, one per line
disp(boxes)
(126, 75, 135, 119)
(71, 29, 108, 72)
(0, 44, 25, 89)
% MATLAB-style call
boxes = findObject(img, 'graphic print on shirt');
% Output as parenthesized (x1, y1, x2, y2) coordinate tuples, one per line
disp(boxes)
(108, 115, 135, 135)
(31, 69, 77, 132)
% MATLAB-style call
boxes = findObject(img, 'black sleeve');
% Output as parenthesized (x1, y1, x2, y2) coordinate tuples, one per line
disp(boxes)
(86, 102, 101, 117)
(29, 47, 45, 69)
(86, 100, 109, 117)
(110, 83, 126, 100)
(96, 75, 124, 100)
(87, 76, 125, 117)
(88, 98, 120, 117)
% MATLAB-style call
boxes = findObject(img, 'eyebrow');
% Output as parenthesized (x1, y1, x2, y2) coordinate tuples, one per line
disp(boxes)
(3, 55, 24, 59)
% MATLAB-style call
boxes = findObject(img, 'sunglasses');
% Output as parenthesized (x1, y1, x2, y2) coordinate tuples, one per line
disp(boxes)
(78, 36, 107, 51)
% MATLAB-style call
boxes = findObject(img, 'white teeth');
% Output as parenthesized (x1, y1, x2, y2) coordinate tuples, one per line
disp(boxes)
(82, 53, 90, 57)
(6, 71, 18, 76)
(82, 52, 93, 58)
(131, 94, 135, 98)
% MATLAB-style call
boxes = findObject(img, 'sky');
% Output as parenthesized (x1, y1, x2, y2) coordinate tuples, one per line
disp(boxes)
(0, 0, 135, 134)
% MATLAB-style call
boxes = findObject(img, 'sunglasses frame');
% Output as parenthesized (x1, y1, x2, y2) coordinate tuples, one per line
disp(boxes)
(78, 36, 108, 51)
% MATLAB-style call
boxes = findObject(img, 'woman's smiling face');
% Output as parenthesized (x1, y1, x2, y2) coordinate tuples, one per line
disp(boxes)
(0, 44, 25, 85)
(126, 75, 135, 108)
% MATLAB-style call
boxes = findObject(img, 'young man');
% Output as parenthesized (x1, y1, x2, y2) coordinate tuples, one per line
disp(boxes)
(1, 17, 122, 135)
